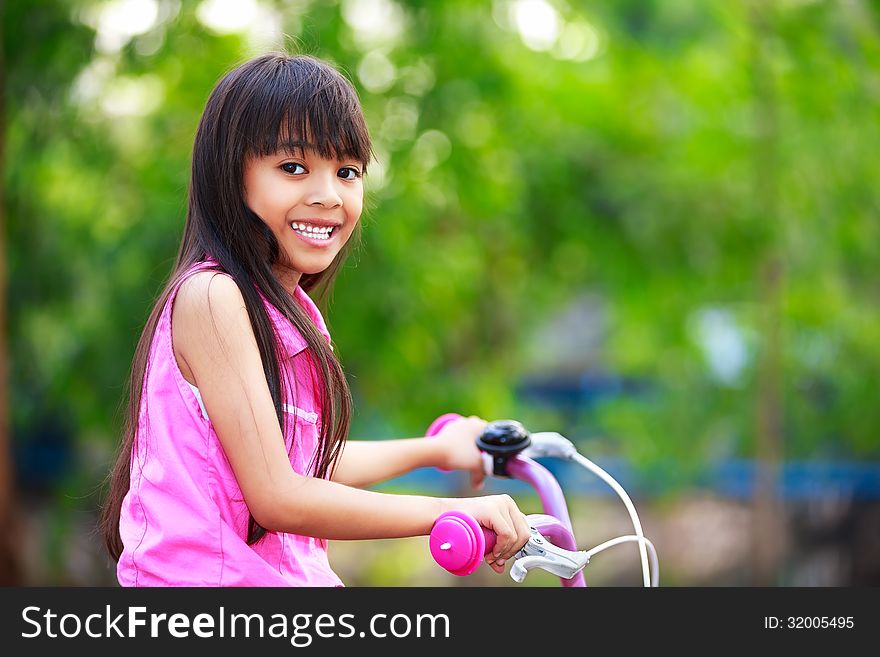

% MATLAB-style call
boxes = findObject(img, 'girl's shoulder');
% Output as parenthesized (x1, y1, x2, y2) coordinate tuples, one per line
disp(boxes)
(175, 268, 240, 307)
(170, 268, 263, 387)
(173, 269, 245, 335)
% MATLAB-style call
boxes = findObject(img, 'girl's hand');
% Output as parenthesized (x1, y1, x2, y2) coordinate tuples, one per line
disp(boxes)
(442, 495, 531, 574)
(433, 415, 488, 490)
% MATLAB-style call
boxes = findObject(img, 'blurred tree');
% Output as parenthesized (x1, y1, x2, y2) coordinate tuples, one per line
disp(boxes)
(4, 0, 96, 581)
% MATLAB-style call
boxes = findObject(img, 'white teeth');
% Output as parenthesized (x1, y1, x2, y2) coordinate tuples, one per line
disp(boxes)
(291, 223, 335, 240)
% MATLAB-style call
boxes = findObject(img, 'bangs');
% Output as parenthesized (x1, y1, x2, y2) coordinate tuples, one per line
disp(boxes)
(245, 56, 373, 170)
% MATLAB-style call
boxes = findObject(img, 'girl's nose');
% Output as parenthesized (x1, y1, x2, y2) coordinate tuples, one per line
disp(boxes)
(305, 171, 343, 208)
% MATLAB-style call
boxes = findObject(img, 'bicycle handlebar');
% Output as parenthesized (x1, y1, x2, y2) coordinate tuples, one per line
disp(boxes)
(426, 413, 590, 585)
(425, 413, 655, 586)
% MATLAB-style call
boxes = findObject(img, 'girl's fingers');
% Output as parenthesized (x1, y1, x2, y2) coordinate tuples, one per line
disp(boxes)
(480, 494, 529, 573)
(503, 509, 524, 561)
(504, 495, 525, 559)
(496, 509, 516, 566)
(491, 498, 518, 561)
(498, 501, 530, 563)
(489, 516, 508, 561)
(486, 511, 512, 564)
(510, 500, 531, 552)
(470, 466, 485, 490)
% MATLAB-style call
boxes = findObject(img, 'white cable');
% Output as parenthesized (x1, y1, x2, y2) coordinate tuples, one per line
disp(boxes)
(571, 453, 652, 587)
(585, 535, 659, 588)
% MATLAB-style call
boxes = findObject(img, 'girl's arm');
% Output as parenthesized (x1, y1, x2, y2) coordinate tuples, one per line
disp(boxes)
(330, 417, 488, 489)
(172, 273, 528, 569)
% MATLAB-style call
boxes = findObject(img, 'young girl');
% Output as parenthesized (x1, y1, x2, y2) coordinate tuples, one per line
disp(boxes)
(99, 52, 530, 586)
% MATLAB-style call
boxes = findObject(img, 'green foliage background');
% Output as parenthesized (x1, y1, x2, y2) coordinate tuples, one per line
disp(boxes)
(4, 0, 879, 584)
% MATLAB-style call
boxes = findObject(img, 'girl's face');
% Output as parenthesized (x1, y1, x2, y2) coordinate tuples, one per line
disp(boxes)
(244, 144, 364, 285)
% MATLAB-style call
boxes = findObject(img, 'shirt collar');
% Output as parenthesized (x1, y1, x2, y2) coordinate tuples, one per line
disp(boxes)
(266, 284, 332, 359)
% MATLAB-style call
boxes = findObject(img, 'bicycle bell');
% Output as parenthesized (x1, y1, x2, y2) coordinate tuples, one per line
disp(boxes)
(476, 419, 531, 477)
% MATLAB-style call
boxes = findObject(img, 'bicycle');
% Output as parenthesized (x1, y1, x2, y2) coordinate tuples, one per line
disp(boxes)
(425, 413, 660, 587)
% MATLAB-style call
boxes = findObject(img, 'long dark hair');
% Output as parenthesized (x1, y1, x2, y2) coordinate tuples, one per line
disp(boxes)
(100, 53, 372, 561)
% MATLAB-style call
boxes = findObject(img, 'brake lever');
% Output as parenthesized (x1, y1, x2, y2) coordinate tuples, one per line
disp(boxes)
(509, 527, 589, 583)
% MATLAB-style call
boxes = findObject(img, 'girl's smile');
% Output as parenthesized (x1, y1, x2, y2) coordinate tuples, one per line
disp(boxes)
(289, 218, 342, 246)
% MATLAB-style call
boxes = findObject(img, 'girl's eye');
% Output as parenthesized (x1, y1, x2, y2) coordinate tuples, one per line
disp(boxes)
(338, 167, 362, 181)
(281, 162, 306, 175)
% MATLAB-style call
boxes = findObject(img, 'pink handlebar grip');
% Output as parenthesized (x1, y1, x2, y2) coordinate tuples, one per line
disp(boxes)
(425, 413, 464, 473)
(425, 413, 464, 437)
(429, 511, 497, 576)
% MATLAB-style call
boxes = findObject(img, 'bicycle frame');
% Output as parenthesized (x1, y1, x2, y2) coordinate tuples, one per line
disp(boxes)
(506, 455, 586, 587)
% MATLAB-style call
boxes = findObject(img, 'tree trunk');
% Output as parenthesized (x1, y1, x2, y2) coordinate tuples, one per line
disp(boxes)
(749, 0, 786, 586)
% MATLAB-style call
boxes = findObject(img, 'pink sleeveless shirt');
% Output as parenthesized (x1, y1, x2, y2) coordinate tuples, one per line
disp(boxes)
(117, 261, 344, 586)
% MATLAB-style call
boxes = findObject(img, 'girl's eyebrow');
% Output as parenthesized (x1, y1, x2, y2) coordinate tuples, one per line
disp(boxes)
(277, 140, 313, 157)
(276, 141, 364, 165)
